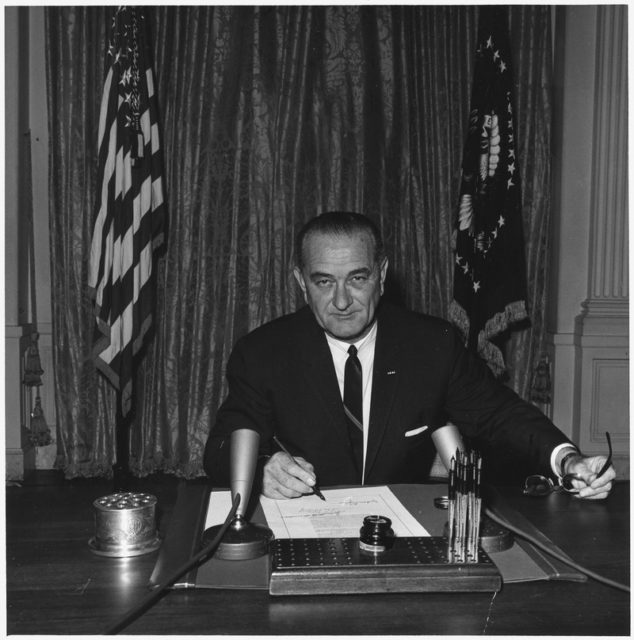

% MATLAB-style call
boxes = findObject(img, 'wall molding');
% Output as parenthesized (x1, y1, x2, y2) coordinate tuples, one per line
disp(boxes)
(548, 6, 628, 478)
(589, 5, 628, 302)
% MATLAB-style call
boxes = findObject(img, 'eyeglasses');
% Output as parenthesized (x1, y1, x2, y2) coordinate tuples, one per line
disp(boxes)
(523, 432, 612, 497)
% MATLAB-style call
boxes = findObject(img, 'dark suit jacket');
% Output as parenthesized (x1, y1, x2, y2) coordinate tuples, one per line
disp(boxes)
(204, 302, 571, 487)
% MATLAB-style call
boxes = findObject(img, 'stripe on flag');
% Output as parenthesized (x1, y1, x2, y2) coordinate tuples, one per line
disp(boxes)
(88, 7, 165, 416)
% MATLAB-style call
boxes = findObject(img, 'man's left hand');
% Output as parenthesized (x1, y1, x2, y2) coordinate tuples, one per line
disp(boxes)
(566, 454, 615, 500)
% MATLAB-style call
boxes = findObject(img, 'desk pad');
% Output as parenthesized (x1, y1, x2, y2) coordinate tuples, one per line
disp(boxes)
(149, 482, 585, 590)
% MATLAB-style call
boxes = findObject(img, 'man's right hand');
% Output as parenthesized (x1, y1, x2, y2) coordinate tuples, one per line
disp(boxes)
(262, 451, 317, 499)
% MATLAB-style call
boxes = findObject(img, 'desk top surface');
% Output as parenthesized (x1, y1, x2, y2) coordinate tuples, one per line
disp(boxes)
(6, 475, 630, 636)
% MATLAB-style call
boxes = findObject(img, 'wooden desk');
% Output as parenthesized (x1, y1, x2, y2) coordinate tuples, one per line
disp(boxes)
(6, 475, 630, 635)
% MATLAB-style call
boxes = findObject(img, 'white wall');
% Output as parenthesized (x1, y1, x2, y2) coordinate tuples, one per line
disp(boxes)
(5, 6, 27, 479)
(548, 5, 629, 477)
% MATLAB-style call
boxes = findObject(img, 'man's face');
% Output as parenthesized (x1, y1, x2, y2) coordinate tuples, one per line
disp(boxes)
(293, 231, 388, 343)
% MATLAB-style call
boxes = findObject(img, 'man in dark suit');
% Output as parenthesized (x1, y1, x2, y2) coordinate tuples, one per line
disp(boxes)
(204, 212, 614, 500)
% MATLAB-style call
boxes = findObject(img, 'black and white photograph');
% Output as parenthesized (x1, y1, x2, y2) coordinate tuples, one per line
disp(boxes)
(4, 4, 629, 636)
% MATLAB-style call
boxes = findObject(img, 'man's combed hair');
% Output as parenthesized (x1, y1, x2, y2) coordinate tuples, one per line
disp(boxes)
(295, 211, 386, 269)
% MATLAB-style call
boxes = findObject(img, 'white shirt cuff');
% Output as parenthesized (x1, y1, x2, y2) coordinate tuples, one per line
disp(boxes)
(550, 443, 579, 477)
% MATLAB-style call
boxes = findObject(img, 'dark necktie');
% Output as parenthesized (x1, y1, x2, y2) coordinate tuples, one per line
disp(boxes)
(343, 344, 363, 478)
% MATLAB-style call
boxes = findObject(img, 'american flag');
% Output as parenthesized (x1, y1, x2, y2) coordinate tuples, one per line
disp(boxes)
(449, 6, 528, 376)
(88, 7, 165, 416)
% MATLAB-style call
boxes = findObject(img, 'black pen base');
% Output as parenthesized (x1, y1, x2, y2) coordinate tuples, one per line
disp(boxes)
(203, 518, 273, 560)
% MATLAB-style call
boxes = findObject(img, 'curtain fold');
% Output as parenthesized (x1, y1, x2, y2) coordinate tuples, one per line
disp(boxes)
(46, 7, 117, 477)
(505, 7, 553, 398)
(45, 6, 551, 478)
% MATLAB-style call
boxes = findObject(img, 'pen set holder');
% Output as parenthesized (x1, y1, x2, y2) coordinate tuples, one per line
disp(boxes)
(442, 449, 513, 560)
(445, 449, 483, 562)
(267, 484, 507, 595)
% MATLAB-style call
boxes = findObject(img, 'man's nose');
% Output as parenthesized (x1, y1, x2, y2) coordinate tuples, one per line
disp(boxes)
(332, 283, 352, 310)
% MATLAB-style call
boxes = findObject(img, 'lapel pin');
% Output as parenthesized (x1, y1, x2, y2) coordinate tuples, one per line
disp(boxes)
(387, 370, 396, 375)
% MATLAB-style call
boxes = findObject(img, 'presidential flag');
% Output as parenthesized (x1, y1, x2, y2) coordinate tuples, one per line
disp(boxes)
(449, 6, 528, 376)
(88, 7, 165, 416)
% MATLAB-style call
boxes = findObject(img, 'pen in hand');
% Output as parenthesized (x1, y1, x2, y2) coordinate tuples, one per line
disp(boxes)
(272, 435, 326, 501)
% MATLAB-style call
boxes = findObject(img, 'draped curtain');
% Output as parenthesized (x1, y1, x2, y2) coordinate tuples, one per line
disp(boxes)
(45, 6, 551, 478)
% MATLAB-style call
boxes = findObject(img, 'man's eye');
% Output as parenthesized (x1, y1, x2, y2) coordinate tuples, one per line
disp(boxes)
(315, 279, 332, 287)
(350, 275, 368, 284)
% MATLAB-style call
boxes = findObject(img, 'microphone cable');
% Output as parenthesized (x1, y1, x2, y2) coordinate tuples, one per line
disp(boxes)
(484, 506, 630, 594)
(103, 493, 241, 635)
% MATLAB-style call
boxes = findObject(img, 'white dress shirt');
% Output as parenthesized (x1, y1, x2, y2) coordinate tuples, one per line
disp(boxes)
(325, 321, 377, 483)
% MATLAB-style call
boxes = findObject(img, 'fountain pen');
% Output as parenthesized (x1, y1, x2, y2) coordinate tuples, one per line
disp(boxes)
(272, 435, 326, 500)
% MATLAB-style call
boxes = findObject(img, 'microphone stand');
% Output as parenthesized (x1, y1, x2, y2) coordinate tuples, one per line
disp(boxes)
(202, 429, 273, 560)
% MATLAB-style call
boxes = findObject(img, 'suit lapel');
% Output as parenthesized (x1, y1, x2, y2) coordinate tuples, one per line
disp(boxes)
(295, 309, 350, 446)
(365, 307, 402, 479)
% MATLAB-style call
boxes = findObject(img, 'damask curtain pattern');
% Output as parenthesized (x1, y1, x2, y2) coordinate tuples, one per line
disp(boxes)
(505, 7, 553, 399)
(45, 6, 550, 478)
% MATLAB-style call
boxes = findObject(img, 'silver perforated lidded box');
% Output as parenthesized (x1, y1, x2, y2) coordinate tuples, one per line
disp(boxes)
(89, 492, 161, 557)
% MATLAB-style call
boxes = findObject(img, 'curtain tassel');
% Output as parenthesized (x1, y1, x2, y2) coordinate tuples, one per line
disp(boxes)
(23, 332, 53, 447)
(28, 391, 53, 447)
(23, 332, 44, 386)
(530, 354, 551, 404)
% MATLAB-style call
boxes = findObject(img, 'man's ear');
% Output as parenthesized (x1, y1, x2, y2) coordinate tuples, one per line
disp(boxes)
(293, 266, 308, 301)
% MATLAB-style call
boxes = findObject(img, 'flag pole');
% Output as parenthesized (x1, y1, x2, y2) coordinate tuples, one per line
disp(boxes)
(113, 393, 132, 492)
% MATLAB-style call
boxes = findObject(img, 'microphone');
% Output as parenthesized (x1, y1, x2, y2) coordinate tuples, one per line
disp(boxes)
(229, 427, 260, 520)
(202, 428, 273, 560)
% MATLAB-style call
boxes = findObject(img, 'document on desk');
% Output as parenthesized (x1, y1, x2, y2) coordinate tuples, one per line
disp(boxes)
(205, 486, 429, 538)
